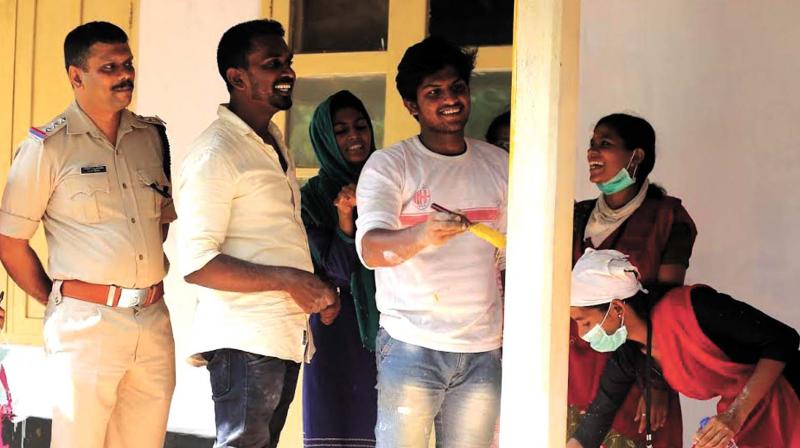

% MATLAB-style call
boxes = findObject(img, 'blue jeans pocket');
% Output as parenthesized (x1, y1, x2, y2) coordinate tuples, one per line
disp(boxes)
(376, 329, 396, 364)
(204, 350, 233, 400)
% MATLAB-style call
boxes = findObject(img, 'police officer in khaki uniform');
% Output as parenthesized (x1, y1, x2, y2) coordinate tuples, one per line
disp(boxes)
(0, 22, 175, 447)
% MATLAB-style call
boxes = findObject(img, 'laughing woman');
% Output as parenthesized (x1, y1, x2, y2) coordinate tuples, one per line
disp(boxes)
(568, 249, 800, 448)
(300, 90, 379, 448)
(568, 114, 697, 447)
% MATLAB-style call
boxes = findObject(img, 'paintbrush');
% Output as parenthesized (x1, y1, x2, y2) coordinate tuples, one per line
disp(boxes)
(431, 203, 506, 249)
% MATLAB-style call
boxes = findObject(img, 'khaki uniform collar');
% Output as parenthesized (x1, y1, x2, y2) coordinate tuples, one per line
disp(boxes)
(65, 100, 141, 140)
(65, 101, 96, 135)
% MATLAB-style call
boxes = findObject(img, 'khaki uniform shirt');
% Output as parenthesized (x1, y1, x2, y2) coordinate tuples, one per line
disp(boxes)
(177, 104, 314, 364)
(0, 101, 175, 288)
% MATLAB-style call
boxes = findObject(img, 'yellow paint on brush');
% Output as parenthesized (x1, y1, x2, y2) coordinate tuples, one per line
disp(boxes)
(469, 223, 507, 249)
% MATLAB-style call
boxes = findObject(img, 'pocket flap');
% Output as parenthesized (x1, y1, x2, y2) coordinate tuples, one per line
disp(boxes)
(137, 167, 168, 188)
(61, 174, 110, 198)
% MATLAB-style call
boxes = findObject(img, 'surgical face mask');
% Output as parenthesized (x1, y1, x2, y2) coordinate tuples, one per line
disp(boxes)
(581, 307, 628, 352)
(596, 153, 638, 195)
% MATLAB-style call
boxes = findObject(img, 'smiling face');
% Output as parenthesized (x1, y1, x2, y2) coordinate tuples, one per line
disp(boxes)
(239, 35, 295, 112)
(405, 65, 471, 135)
(69, 42, 135, 113)
(332, 107, 372, 164)
(587, 124, 641, 184)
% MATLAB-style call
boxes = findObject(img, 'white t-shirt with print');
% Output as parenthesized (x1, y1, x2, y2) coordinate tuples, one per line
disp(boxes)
(355, 136, 508, 353)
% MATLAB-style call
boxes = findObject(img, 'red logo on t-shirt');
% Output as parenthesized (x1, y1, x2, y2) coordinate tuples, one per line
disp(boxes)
(413, 186, 431, 210)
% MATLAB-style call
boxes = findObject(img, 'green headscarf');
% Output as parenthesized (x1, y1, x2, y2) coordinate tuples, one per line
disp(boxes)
(300, 90, 379, 351)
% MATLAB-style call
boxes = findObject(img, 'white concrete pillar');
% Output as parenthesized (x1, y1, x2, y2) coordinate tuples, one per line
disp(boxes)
(500, 0, 580, 445)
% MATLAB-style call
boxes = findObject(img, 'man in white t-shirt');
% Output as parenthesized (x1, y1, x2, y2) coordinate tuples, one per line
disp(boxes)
(356, 36, 508, 448)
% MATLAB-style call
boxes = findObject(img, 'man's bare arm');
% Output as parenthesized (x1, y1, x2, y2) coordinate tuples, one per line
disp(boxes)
(184, 253, 337, 314)
(0, 234, 51, 305)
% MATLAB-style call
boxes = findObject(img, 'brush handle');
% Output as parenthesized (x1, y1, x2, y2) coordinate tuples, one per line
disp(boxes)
(469, 223, 506, 249)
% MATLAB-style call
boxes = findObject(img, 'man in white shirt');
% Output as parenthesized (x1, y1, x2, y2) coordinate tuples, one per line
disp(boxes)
(356, 36, 508, 448)
(176, 20, 338, 448)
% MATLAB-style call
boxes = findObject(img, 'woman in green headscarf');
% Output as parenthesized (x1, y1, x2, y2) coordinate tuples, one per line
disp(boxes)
(300, 90, 379, 447)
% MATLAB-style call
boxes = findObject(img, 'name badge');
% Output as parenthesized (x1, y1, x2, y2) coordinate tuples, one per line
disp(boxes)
(81, 165, 107, 174)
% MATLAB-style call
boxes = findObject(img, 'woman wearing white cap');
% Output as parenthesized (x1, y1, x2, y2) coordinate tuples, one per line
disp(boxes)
(569, 113, 696, 446)
(567, 249, 800, 448)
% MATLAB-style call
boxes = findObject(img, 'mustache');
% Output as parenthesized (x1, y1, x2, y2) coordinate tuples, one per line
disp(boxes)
(112, 80, 134, 91)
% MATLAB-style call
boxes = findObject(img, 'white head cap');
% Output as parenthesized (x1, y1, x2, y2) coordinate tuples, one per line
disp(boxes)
(570, 248, 647, 307)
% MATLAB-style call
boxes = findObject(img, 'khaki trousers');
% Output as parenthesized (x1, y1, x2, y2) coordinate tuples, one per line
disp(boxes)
(43, 282, 176, 448)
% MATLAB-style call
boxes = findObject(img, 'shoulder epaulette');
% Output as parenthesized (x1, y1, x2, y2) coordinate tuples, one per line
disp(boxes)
(135, 114, 172, 181)
(28, 116, 67, 142)
(135, 114, 166, 127)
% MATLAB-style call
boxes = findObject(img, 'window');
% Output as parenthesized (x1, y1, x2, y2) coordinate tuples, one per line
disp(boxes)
(291, 0, 388, 53)
(466, 71, 512, 141)
(268, 0, 512, 175)
(428, 0, 514, 47)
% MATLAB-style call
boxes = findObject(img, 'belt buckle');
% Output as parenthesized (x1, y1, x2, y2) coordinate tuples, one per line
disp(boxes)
(118, 288, 147, 308)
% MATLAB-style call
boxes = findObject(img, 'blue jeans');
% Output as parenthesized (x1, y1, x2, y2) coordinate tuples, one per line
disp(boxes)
(374, 329, 502, 448)
(203, 349, 300, 448)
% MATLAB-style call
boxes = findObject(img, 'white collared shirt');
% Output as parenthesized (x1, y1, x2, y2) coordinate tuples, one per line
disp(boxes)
(176, 105, 313, 364)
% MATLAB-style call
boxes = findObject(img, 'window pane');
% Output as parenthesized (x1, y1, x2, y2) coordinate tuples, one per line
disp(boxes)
(466, 71, 512, 142)
(291, 0, 388, 53)
(287, 75, 386, 169)
(428, 0, 513, 47)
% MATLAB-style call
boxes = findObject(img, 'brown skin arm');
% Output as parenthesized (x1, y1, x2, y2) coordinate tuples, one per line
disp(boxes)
(635, 385, 670, 433)
(0, 234, 51, 307)
(184, 253, 338, 316)
(657, 264, 687, 285)
(361, 212, 467, 268)
(694, 358, 786, 448)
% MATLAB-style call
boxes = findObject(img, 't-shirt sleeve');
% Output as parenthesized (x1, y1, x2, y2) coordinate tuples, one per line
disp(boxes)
(692, 286, 800, 363)
(0, 139, 53, 239)
(354, 150, 404, 268)
(661, 202, 697, 267)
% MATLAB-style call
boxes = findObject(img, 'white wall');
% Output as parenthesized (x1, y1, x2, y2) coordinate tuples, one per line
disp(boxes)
(576, 0, 800, 444)
(135, 0, 261, 439)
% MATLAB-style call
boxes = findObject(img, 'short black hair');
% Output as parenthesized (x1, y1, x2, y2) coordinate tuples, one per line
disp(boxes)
(63, 21, 128, 71)
(217, 19, 286, 92)
(485, 110, 511, 144)
(396, 36, 476, 102)
(595, 113, 657, 185)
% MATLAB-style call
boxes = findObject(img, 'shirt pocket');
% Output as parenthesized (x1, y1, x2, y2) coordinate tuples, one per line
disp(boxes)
(60, 174, 110, 223)
(136, 166, 169, 219)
